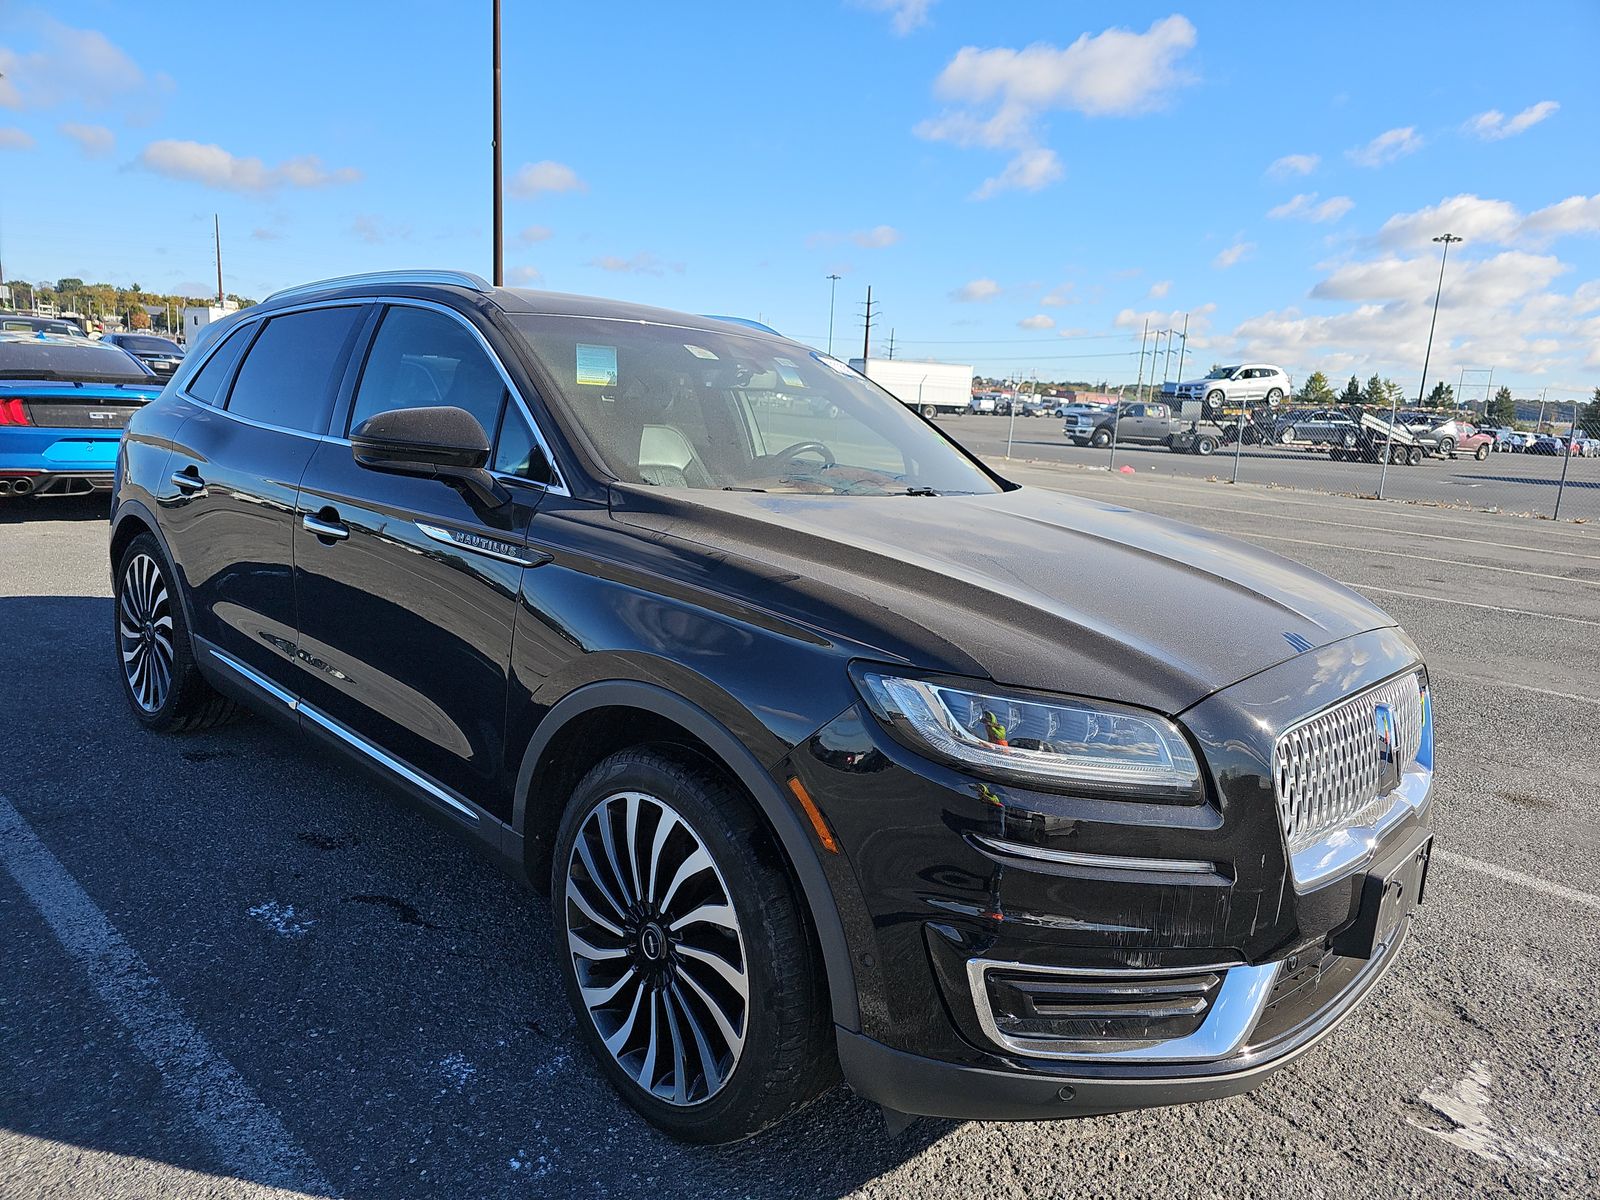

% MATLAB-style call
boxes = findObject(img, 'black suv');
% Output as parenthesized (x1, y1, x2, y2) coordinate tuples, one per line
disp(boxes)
(110, 271, 1434, 1142)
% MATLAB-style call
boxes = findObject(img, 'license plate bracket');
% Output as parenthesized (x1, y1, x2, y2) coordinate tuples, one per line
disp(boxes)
(1330, 831, 1432, 960)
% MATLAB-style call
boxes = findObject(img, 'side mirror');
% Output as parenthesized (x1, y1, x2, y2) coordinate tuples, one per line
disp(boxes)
(350, 406, 509, 507)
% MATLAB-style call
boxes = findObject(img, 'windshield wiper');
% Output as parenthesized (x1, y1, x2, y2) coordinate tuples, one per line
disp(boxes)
(902, 487, 941, 496)
(722, 485, 768, 492)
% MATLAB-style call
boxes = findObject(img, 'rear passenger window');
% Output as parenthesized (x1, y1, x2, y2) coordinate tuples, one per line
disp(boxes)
(225, 306, 362, 432)
(185, 325, 250, 405)
(349, 306, 506, 441)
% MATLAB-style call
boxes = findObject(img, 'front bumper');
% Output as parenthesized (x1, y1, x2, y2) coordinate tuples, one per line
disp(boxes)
(783, 627, 1432, 1119)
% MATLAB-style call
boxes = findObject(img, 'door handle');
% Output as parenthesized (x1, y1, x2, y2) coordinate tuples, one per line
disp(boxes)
(302, 513, 350, 541)
(170, 469, 204, 493)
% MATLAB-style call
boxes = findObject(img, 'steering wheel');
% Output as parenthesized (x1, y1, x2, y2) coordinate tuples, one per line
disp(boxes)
(770, 440, 837, 472)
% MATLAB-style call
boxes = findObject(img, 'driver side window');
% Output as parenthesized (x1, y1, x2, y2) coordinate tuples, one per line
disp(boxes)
(349, 306, 507, 442)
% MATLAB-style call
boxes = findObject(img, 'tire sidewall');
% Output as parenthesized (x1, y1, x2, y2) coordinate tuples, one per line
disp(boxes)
(113, 533, 194, 730)
(549, 750, 812, 1142)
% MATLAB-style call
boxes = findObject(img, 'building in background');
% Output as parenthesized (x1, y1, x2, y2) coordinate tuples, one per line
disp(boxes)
(182, 301, 239, 343)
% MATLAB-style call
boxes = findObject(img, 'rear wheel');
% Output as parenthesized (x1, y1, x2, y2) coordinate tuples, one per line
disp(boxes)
(1407, 445, 1425, 466)
(552, 748, 835, 1143)
(113, 533, 238, 733)
(1265, 388, 1284, 403)
(1438, 436, 1456, 457)
(1192, 436, 1218, 456)
(919, 404, 936, 419)
(1475, 443, 1490, 461)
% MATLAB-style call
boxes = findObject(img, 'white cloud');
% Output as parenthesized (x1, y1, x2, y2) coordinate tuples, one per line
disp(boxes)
(1266, 153, 1319, 178)
(1464, 100, 1558, 141)
(951, 277, 1001, 302)
(916, 16, 1197, 198)
(250, 227, 280, 241)
(138, 140, 360, 192)
(1148, 279, 1172, 298)
(1377, 194, 1521, 248)
(0, 16, 171, 118)
(1347, 126, 1423, 167)
(1267, 192, 1354, 223)
(509, 160, 586, 197)
(1018, 314, 1054, 330)
(972, 147, 1063, 199)
(1040, 283, 1074, 306)
(1213, 241, 1255, 269)
(587, 252, 681, 275)
(518, 225, 553, 244)
(856, 0, 934, 35)
(60, 122, 113, 157)
(851, 224, 902, 248)
(0, 127, 35, 150)
(1519, 194, 1600, 243)
(508, 265, 543, 285)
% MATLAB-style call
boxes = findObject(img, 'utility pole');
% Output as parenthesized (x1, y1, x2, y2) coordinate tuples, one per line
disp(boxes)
(1132, 319, 1150, 407)
(1172, 313, 1189, 400)
(886, 329, 896, 360)
(214, 214, 223, 305)
(860, 285, 876, 367)
(1383, 232, 1461, 499)
(825, 273, 841, 356)
(491, 0, 504, 287)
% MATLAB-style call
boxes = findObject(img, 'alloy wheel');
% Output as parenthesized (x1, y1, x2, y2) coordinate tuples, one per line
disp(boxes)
(564, 791, 749, 1106)
(118, 552, 174, 713)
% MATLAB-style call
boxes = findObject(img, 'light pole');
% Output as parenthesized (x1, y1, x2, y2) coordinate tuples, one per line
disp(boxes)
(491, 0, 504, 286)
(826, 273, 841, 356)
(1381, 232, 1460, 498)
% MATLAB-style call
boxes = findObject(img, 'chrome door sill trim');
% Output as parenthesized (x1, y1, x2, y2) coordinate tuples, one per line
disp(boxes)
(971, 834, 1219, 877)
(207, 647, 479, 824)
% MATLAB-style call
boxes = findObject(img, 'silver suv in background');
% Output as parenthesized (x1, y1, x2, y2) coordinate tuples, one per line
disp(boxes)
(1164, 364, 1290, 417)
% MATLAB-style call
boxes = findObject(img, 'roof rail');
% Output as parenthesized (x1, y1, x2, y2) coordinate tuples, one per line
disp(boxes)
(264, 270, 492, 304)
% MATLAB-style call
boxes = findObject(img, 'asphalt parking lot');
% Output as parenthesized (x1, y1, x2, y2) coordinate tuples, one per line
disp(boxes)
(941, 413, 1600, 521)
(3, 462, 1597, 1199)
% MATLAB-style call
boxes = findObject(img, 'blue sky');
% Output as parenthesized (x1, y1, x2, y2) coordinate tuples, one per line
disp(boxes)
(2, 1, 1597, 401)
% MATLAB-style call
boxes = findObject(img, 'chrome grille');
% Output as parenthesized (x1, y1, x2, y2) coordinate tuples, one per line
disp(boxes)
(1273, 671, 1425, 854)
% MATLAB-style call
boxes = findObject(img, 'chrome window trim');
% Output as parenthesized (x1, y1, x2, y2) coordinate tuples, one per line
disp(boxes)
(966, 956, 1276, 1063)
(208, 647, 481, 825)
(970, 834, 1219, 877)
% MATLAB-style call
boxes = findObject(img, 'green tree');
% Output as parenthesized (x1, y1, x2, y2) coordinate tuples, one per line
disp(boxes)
(1487, 386, 1517, 425)
(1339, 375, 1363, 405)
(1362, 373, 1385, 405)
(1578, 387, 1600, 438)
(1425, 382, 1455, 407)
(56, 277, 84, 292)
(1297, 371, 1334, 404)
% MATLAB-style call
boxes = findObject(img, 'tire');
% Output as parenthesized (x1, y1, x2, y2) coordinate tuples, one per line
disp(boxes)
(1088, 427, 1113, 449)
(1265, 388, 1284, 403)
(551, 748, 835, 1143)
(919, 404, 936, 419)
(1475, 443, 1490, 461)
(1204, 390, 1226, 418)
(1438, 437, 1456, 457)
(113, 533, 239, 733)
(1407, 446, 1425, 466)
(1279, 427, 1298, 445)
(1192, 436, 1218, 456)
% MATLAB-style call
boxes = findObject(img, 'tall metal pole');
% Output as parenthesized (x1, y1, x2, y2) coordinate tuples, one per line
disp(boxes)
(214, 214, 223, 305)
(1383, 232, 1460, 499)
(1553, 400, 1577, 519)
(861, 285, 873, 366)
(1172, 312, 1189, 399)
(491, 0, 504, 286)
(825, 273, 841, 355)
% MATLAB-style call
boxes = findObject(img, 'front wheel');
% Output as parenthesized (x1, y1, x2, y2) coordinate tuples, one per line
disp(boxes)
(1088, 427, 1113, 448)
(1475, 443, 1490, 461)
(1438, 437, 1456, 457)
(114, 533, 238, 732)
(552, 749, 835, 1143)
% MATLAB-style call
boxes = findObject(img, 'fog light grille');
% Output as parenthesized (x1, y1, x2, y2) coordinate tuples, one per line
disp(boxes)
(985, 968, 1223, 1048)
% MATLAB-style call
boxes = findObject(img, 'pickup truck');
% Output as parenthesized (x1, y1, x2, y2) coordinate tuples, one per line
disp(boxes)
(1063, 401, 1223, 455)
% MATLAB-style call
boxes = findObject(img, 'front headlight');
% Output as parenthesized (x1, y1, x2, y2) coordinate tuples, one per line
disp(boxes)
(853, 669, 1203, 803)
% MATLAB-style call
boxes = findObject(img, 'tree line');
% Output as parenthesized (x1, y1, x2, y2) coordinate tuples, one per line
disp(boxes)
(3, 277, 257, 333)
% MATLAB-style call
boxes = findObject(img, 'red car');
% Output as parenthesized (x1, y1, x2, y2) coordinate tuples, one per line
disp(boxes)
(1452, 426, 1495, 460)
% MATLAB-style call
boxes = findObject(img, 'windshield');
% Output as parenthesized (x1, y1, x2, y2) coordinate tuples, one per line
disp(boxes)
(1204, 366, 1237, 380)
(0, 337, 156, 383)
(114, 335, 183, 354)
(510, 315, 1001, 496)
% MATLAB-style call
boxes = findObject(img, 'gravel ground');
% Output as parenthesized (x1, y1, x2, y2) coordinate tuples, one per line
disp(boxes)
(1, 467, 1596, 1200)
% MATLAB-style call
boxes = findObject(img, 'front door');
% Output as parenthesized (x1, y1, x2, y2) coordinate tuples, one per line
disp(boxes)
(160, 305, 368, 691)
(290, 303, 554, 817)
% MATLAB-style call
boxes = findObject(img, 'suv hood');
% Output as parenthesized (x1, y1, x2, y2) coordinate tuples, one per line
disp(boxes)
(610, 484, 1395, 714)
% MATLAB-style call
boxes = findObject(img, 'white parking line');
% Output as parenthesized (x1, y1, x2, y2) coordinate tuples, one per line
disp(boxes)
(1487, 680, 1600, 706)
(1239, 529, 1600, 588)
(0, 795, 332, 1196)
(1434, 849, 1600, 914)
(1339, 582, 1600, 627)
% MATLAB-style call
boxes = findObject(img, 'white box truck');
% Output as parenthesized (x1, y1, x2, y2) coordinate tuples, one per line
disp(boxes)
(848, 358, 973, 418)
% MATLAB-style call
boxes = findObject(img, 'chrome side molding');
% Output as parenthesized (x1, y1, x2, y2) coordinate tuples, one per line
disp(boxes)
(415, 522, 548, 568)
(971, 834, 1220, 877)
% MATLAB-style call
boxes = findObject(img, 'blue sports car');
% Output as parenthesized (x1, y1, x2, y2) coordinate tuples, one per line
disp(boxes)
(0, 332, 164, 498)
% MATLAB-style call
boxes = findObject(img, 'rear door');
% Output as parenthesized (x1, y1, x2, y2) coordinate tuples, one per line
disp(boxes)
(160, 304, 370, 692)
(290, 302, 555, 817)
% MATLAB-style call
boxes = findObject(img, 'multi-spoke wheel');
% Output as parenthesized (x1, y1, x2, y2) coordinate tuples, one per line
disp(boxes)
(113, 533, 238, 732)
(119, 551, 174, 713)
(564, 791, 749, 1106)
(552, 749, 836, 1142)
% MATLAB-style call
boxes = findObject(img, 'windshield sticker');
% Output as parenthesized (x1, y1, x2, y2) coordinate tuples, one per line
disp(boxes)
(683, 344, 718, 360)
(773, 359, 807, 388)
(809, 351, 858, 377)
(575, 344, 618, 386)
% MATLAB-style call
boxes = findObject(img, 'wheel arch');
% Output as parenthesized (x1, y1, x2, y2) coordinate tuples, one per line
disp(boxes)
(513, 679, 861, 1031)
